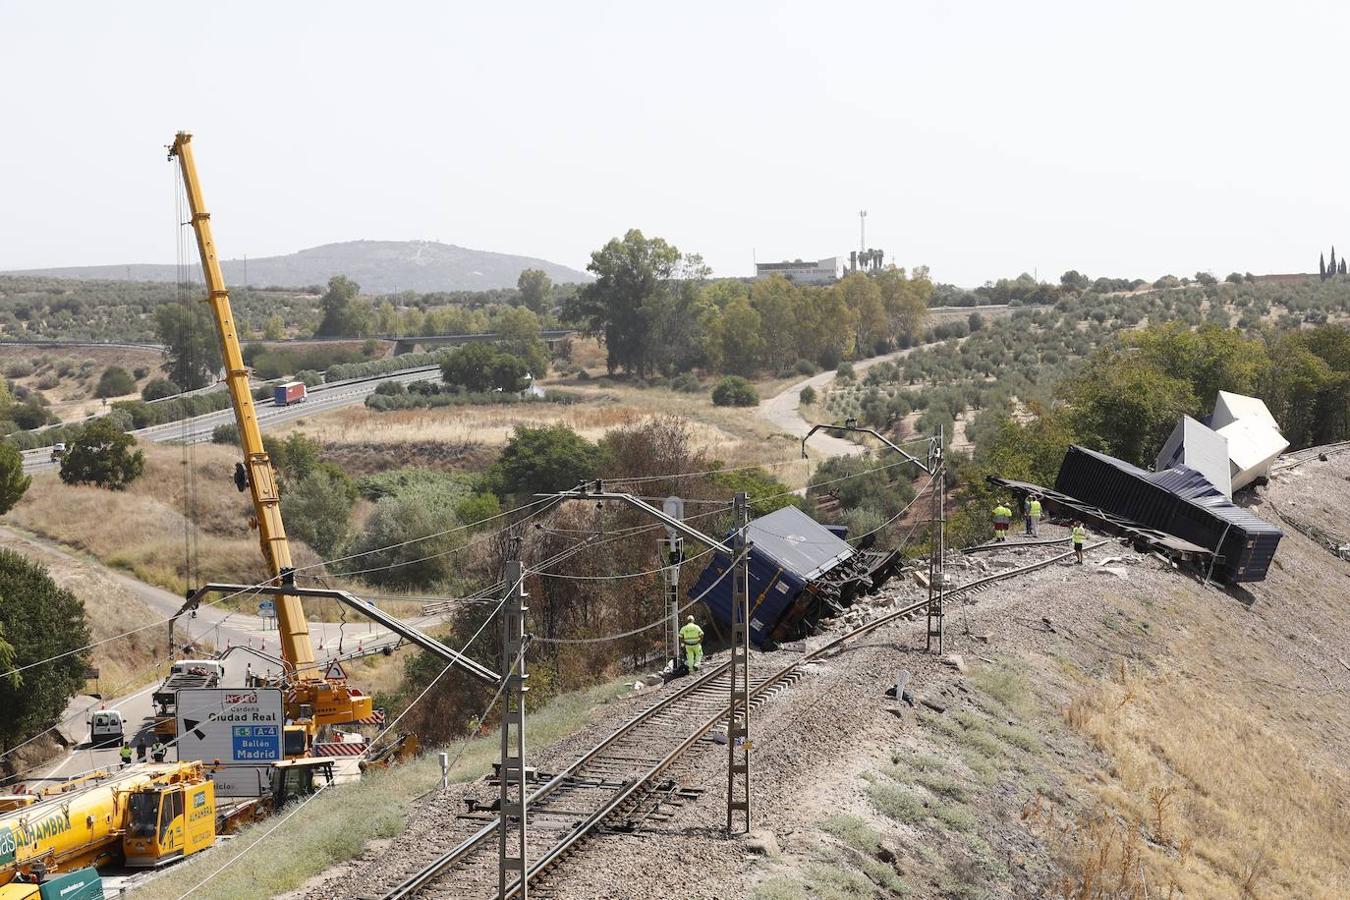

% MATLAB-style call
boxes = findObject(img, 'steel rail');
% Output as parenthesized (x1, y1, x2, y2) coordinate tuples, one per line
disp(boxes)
(379, 539, 1107, 900)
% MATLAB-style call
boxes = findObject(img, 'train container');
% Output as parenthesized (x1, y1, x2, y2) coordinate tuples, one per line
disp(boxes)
(690, 505, 893, 648)
(1054, 445, 1282, 581)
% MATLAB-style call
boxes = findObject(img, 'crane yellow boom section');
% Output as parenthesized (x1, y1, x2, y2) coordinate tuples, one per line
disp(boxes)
(168, 131, 317, 680)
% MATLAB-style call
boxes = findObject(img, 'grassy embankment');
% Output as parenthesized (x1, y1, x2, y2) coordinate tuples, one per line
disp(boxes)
(133, 678, 639, 900)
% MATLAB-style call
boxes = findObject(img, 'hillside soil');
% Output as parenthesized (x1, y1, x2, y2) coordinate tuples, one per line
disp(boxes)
(288, 454, 1349, 900)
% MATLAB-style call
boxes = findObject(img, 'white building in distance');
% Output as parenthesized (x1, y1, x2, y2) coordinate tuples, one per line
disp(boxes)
(754, 257, 841, 285)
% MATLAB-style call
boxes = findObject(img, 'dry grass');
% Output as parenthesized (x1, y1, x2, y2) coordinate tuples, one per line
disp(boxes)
(277, 382, 805, 482)
(1056, 660, 1350, 899)
(0, 345, 164, 420)
(10, 441, 321, 595)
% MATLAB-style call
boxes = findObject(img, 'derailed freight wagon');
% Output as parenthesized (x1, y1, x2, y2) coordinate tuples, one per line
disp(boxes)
(690, 505, 902, 648)
(1055, 445, 1282, 581)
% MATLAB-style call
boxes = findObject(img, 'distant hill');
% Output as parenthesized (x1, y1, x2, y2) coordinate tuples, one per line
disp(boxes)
(4, 240, 592, 293)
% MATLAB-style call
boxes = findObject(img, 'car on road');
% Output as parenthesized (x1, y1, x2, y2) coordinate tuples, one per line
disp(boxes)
(87, 709, 125, 748)
(49, 442, 66, 463)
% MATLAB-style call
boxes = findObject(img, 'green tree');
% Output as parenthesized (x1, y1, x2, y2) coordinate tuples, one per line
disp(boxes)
(440, 343, 527, 392)
(1060, 270, 1091, 291)
(316, 275, 372, 337)
(140, 377, 180, 401)
(495, 307, 550, 378)
(1059, 354, 1196, 466)
(263, 314, 286, 341)
(875, 266, 931, 344)
(345, 483, 466, 588)
(0, 549, 91, 751)
(1194, 271, 1217, 286)
(517, 268, 553, 314)
(95, 366, 135, 398)
(1126, 323, 1269, 405)
(489, 425, 601, 497)
(834, 273, 887, 356)
(705, 295, 764, 376)
(799, 385, 817, 405)
(59, 419, 145, 490)
(440, 343, 498, 392)
(0, 443, 31, 515)
(568, 230, 684, 377)
(281, 469, 355, 557)
(154, 304, 223, 390)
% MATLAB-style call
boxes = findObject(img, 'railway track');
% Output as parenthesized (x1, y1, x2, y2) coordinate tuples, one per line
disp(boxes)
(368, 539, 1104, 900)
(1270, 439, 1350, 472)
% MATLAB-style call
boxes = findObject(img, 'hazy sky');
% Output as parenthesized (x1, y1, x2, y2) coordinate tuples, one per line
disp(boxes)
(1, 2, 1343, 286)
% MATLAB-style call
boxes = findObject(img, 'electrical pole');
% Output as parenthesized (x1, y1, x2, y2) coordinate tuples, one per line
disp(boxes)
(498, 560, 529, 900)
(661, 534, 684, 673)
(926, 426, 946, 654)
(726, 492, 752, 833)
(859, 210, 867, 257)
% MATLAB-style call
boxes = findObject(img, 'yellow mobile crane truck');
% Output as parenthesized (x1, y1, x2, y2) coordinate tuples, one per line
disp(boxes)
(167, 132, 373, 750)
(0, 763, 215, 887)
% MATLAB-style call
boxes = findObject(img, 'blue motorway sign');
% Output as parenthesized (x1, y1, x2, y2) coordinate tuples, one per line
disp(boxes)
(231, 724, 280, 761)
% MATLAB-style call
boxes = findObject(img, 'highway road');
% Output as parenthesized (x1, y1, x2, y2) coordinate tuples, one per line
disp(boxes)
(2, 528, 454, 791)
(21, 365, 439, 473)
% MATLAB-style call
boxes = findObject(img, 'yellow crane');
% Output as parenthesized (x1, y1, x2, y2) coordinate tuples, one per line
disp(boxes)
(167, 132, 372, 740)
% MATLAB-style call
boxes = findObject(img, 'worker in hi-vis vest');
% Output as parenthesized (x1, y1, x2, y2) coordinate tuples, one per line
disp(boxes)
(680, 615, 704, 672)
(1072, 521, 1087, 565)
(992, 503, 1012, 542)
(1027, 496, 1043, 537)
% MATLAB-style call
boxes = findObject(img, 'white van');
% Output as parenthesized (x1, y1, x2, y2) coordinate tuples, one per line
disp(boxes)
(89, 709, 125, 748)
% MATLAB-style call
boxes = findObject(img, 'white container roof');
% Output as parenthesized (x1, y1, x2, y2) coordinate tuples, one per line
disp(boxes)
(1216, 418, 1289, 491)
(1212, 390, 1280, 432)
(1156, 415, 1232, 497)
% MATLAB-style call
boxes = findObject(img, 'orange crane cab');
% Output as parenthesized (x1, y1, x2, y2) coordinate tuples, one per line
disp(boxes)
(167, 132, 372, 750)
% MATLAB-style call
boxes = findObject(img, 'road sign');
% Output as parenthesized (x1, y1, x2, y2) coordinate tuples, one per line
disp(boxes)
(208, 765, 271, 798)
(176, 688, 283, 775)
(324, 659, 348, 680)
(258, 599, 276, 617)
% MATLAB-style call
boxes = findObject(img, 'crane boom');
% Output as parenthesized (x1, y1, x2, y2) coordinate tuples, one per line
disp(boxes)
(167, 131, 317, 680)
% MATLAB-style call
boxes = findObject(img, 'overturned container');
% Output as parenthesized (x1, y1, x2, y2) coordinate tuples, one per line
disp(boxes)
(690, 505, 901, 648)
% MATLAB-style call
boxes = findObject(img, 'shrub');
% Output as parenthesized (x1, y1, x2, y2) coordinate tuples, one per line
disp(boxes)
(5, 362, 33, 379)
(670, 372, 701, 393)
(94, 366, 135, 398)
(794, 359, 817, 376)
(295, 369, 324, 387)
(711, 376, 758, 407)
(35, 374, 59, 391)
(58, 419, 145, 490)
(836, 362, 856, 380)
(133, 366, 150, 379)
(374, 380, 407, 396)
(281, 470, 355, 557)
(141, 377, 180, 401)
(799, 385, 817, 405)
(212, 422, 240, 444)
